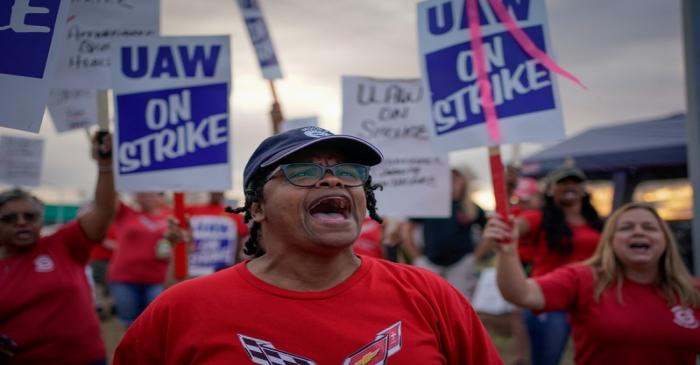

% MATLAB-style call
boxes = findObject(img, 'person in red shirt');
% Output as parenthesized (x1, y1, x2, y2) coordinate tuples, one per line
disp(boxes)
(0, 133, 116, 365)
(351, 216, 384, 259)
(501, 165, 603, 365)
(113, 126, 502, 364)
(486, 202, 700, 365)
(108, 192, 172, 327)
(185, 192, 249, 277)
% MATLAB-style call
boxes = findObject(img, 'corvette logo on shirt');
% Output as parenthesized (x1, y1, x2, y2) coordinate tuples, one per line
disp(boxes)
(343, 322, 402, 365)
(238, 334, 317, 365)
(238, 322, 402, 365)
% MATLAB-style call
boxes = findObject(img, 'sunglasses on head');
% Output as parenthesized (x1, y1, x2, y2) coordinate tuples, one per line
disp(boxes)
(266, 163, 370, 187)
(0, 211, 40, 224)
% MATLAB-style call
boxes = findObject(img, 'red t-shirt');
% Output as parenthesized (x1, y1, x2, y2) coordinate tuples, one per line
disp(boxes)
(108, 202, 172, 284)
(0, 221, 106, 365)
(536, 264, 700, 365)
(352, 217, 384, 259)
(114, 257, 503, 365)
(512, 207, 536, 265)
(519, 210, 600, 277)
(185, 204, 249, 277)
(89, 225, 116, 262)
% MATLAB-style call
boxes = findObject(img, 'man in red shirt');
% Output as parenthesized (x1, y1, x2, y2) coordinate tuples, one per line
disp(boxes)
(114, 127, 502, 364)
(0, 133, 116, 365)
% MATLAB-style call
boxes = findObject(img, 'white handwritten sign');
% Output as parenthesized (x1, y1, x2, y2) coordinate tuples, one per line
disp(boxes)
(111, 36, 232, 192)
(0, 0, 69, 132)
(417, 0, 565, 151)
(53, 0, 160, 90)
(47, 89, 97, 133)
(0, 135, 44, 187)
(342, 76, 450, 218)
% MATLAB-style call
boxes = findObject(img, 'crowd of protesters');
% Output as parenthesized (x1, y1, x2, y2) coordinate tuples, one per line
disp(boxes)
(1, 127, 699, 365)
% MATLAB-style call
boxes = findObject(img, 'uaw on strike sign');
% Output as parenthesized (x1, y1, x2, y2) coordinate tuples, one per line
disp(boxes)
(417, 0, 565, 152)
(111, 36, 231, 191)
(0, 0, 69, 132)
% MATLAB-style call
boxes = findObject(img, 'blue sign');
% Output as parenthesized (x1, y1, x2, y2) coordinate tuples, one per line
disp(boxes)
(425, 26, 554, 135)
(189, 215, 237, 277)
(0, 0, 60, 78)
(116, 83, 229, 175)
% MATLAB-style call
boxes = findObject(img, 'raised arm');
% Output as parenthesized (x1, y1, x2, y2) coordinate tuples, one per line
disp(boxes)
(482, 215, 545, 310)
(79, 132, 116, 242)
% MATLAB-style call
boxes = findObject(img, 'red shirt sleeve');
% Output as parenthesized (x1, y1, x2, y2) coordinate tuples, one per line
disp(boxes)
(534, 264, 591, 312)
(52, 220, 101, 264)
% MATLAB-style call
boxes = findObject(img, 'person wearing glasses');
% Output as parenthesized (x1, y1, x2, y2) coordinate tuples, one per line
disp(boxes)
(0, 133, 116, 365)
(113, 126, 502, 364)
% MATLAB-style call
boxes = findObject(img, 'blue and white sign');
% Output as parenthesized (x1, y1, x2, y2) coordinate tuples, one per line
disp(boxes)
(236, 0, 282, 80)
(417, 0, 565, 152)
(111, 36, 232, 191)
(189, 215, 238, 277)
(53, 0, 160, 90)
(0, 0, 69, 132)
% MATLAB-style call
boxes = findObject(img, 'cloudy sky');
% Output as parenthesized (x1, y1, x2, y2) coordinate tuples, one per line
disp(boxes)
(4, 0, 685, 205)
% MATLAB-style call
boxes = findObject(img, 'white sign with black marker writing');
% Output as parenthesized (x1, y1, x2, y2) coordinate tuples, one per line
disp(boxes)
(47, 89, 97, 133)
(0, 135, 44, 187)
(53, 0, 160, 89)
(342, 76, 450, 218)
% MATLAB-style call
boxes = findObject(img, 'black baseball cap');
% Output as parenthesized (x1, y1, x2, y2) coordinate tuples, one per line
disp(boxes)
(243, 126, 383, 188)
(545, 165, 587, 184)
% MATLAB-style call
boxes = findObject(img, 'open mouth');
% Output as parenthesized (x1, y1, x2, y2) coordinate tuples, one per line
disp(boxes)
(309, 196, 351, 221)
(629, 242, 651, 251)
(15, 230, 33, 241)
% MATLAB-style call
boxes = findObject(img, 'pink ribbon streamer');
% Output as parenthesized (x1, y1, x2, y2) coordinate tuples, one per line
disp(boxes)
(466, 0, 586, 143)
(467, 0, 501, 142)
(487, 0, 586, 89)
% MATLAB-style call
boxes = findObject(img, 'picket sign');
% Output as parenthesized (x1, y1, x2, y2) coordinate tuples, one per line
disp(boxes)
(341, 76, 451, 218)
(174, 192, 188, 280)
(0, 0, 70, 132)
(235, 0, 285, 132)
(417, 0, 584, 218)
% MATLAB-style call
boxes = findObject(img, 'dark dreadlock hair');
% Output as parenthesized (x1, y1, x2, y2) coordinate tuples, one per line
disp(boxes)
(226, 171, 383, 258)
(537, 192, 603, 255)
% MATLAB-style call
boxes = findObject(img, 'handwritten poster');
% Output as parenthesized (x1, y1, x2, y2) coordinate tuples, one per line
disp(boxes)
(0, 0, 69, 132)
(417, 0, 565, 151)
(0, 135, 44, 187)
(47, 89, 97, 133)
(236, 0, 282, 80)
(53, 0, 160, 89)
(342, 76, 450, 218)
(111, 36, 232, 192)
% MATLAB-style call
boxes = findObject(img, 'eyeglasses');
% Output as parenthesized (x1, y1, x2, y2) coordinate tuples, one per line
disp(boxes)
(0, 211, 40, 224)
(266, 163, 370, 187)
